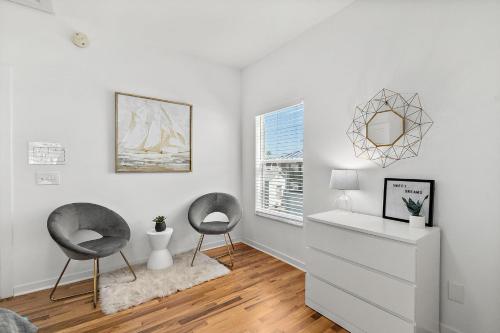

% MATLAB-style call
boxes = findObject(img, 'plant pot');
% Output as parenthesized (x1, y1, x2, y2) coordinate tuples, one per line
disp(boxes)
(155, 221, 167, 232)
(409, 215, 426, 229)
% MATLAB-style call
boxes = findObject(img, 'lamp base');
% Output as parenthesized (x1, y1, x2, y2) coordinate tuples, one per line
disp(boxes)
(334, 191, 352, 213)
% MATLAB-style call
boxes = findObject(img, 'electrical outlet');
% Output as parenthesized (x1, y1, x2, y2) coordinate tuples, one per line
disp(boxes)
(36, 171, 61, 185)
(448, 281, 465, 304)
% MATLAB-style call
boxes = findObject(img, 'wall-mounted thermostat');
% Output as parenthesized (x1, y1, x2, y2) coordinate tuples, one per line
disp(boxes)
(29, 142, 65, 165)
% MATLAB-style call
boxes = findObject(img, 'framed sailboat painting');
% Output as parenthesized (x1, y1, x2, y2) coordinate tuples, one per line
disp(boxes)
(115, 92, 192, 172)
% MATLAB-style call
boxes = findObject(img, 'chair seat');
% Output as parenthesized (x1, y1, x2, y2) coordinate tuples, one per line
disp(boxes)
(198, 221, 231, 235)
(78, 236, 128, 258)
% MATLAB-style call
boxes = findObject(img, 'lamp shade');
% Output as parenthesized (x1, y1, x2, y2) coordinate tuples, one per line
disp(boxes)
(329, 169, 359, 190)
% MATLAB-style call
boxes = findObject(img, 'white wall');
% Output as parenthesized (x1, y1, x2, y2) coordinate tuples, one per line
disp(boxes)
(3, 1, 500, 332)
(241, 1, 500, 333)
(0, 65, 14, 298)
(0, 2, 242, 295)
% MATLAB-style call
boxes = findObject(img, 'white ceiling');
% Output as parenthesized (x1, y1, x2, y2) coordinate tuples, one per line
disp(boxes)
(47, 0, 354, 68)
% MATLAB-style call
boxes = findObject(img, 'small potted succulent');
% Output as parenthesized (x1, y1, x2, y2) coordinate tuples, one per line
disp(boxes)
(402, 195, 428, 229)
(152, 215, 167, 232)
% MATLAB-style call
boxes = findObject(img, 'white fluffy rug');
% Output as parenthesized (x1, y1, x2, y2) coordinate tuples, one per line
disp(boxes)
(99, 251, 230, 314)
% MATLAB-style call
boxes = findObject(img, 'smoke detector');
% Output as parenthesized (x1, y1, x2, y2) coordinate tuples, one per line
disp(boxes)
(71, 32, 89, 48)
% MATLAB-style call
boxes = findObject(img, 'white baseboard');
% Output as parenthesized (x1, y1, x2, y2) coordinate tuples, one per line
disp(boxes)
(12, 237, 242, 297)
(242, 238, 305, 271)
(14, 268, 95, 296)
(201, 237, 241, 251)
(13, 255, 148, 297)
(440, 323, 464, 333)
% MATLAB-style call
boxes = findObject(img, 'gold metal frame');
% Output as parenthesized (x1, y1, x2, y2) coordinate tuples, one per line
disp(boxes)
(190, 233, 235, 268)
(347, 88, 433, 168)
(49, 251, 137, 308)
(115, 92, 193, 173)
(365, 109, 405, 147)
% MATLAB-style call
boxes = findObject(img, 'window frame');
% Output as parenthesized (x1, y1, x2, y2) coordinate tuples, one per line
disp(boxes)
(254, 102, 304, 227)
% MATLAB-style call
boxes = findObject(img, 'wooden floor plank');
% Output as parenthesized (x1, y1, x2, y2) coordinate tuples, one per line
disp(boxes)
(0, 243, 349, 333)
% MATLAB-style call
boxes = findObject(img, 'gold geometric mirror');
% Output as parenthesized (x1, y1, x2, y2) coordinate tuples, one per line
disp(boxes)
(366, 109, 404, 147)
(347, 89, 433, 168)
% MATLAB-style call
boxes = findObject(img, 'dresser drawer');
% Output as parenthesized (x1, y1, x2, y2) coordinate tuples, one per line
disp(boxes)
(306, 274, 414, 333)
(306, 220, 417, 282)
(306, 247, 415, 320)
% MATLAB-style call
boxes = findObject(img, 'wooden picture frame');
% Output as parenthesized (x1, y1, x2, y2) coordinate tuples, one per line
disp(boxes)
(383, 178, 435, 227)
(115, 92, 192, 173)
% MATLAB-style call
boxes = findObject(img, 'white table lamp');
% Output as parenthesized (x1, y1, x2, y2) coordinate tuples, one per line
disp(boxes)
(330, 169, 359, 212)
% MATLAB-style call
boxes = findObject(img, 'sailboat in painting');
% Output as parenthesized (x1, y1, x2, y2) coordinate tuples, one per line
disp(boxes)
(116, 93, 191, 172)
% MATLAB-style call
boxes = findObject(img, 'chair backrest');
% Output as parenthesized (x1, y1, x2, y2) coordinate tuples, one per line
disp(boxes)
(47, 203, 130, 244)
(188, 193, 242, 230)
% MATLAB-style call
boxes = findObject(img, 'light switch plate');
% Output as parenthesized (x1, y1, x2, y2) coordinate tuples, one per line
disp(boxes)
(448, 281, 465, 304)
(36, 171, 61, 185)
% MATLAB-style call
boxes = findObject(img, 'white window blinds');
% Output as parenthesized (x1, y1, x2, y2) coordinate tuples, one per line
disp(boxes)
(255, 102, 304, 224)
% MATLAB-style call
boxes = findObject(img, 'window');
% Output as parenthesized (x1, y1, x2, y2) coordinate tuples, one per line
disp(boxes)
(255, 102, 304, 225)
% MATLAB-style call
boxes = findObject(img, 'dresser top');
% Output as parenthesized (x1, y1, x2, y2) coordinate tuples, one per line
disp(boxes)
(307, 210, 440, 244)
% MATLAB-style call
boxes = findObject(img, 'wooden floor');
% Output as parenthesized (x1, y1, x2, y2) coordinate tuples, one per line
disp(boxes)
(0, 243, 348, 333)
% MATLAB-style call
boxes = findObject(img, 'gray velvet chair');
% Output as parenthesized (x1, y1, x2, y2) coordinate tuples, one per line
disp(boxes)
(188, 192, 242, 268)
(47, 203, 136, 307)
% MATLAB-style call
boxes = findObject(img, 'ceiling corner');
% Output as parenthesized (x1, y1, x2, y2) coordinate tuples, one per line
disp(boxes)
(6, 0, 53, 13)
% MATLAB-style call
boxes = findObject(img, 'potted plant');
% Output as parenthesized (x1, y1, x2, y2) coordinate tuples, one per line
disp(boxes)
(402, 195, 428, 229)
(152, 215, 167, 232)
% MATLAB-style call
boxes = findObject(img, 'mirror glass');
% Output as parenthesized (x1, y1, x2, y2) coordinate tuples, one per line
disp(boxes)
(366, 110, 404, 146)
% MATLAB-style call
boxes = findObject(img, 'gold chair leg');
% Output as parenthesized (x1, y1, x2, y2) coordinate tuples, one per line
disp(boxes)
(119, 251, 137, 282)
(97, 258, 100, 293)
(92, 259, 98, 308)
(51, 253, 135, 307)
(223, 233, 234, 268)
(190, 234, 205, 267)
(211, 234, 235, 268)
(227, 232, 235, 252)
(49, 258, 94, 302)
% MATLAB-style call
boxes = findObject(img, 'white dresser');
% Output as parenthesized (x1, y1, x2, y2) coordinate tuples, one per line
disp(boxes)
(305, 210, 440, 333)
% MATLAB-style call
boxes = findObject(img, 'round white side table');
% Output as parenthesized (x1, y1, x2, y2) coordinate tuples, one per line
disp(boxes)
(147, 228, 173, 270)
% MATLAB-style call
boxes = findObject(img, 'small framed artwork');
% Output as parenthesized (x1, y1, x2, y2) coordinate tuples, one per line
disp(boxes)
(115, 92, 192, 173)
(383, 178, 435, 226)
